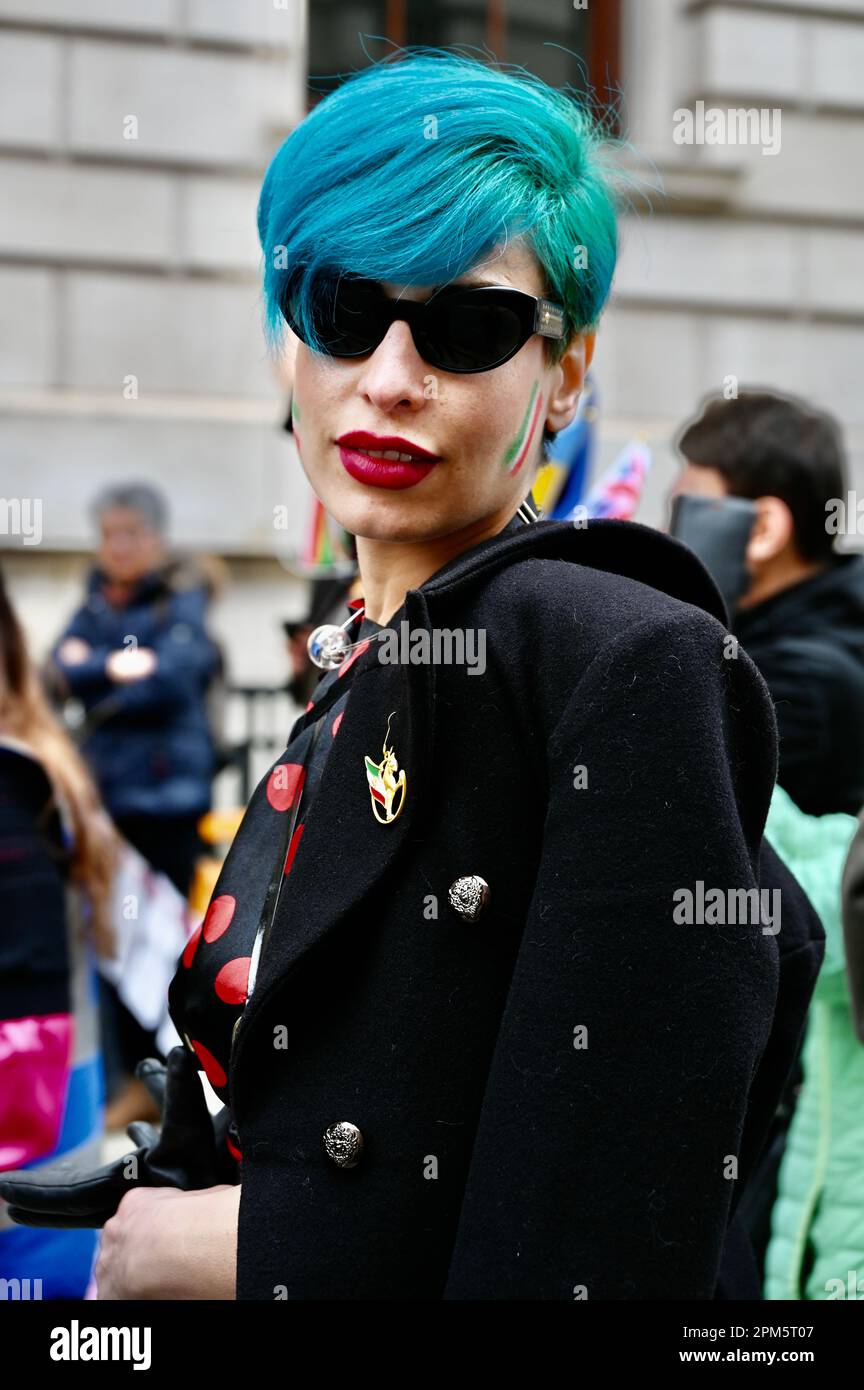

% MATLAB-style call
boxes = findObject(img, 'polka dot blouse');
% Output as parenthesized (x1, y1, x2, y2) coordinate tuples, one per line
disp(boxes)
(167, 608, 381, 1158)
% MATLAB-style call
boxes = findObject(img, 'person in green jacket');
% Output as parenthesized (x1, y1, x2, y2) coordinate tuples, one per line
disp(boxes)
(763, 783, 863, 1300)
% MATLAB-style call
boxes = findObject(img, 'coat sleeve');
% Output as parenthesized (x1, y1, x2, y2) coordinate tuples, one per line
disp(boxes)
(51, 649, 114, 701)
(742, 633, 864, 815)
(842, 817, 864, 1043)
(50, 605, 114, 701)
(765, 785, 856, 1009)
(443, 608, 781, 1300)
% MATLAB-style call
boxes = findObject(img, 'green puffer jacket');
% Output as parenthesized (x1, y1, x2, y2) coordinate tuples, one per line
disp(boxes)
(763, 784, 863, 1300)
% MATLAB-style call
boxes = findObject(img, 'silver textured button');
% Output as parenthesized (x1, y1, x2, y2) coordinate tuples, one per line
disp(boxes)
(322, 1121, 364, 1169)
(447, 875, 490, 922)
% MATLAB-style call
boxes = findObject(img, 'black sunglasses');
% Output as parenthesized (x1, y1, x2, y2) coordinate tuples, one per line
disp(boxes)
(278, 272, 566, 374)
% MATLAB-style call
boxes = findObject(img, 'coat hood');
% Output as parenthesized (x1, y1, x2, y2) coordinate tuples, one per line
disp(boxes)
(415, 508, 730, 628)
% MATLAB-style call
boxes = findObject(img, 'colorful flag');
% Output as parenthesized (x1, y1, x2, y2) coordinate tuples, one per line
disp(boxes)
(300, 495, 355, 574)
(583, 441, 652, 521)
(365, 756, 387, 806)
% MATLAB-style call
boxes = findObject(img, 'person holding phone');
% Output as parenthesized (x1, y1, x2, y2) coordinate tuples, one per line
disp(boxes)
(671, 390, 864, 819)
(671, 389, 864, 1292)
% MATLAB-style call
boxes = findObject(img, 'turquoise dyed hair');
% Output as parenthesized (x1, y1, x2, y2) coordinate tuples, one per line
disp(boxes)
(257, 48, 619, 363)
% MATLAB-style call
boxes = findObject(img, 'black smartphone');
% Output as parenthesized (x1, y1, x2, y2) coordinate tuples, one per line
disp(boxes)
(669, 493, 758, 617)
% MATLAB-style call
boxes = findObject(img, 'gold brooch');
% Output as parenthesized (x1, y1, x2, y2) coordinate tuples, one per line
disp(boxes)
(364, 711, 407, 824)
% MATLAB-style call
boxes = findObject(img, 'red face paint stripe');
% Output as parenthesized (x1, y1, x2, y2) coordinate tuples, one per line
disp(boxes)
(509, 388, 545, 477)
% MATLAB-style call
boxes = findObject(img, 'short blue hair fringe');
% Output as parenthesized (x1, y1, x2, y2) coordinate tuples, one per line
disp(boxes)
(257, 46, 620, 364)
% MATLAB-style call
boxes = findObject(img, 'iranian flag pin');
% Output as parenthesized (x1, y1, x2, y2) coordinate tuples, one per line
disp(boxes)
(364, 711, 407, 824)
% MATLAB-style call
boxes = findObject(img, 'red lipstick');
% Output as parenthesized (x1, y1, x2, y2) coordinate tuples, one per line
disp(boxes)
(335, 430, 441, 491)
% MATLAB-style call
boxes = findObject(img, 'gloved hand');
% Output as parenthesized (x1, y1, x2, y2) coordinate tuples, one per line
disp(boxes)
(0, 1045, 240, 1229)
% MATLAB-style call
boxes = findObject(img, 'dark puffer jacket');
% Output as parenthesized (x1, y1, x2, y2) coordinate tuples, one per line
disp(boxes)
(734, 554, 864, 817)
(51, 565, 221, 819)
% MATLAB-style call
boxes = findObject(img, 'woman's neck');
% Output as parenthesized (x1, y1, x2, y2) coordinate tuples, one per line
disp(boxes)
(355, 503, 519, 625)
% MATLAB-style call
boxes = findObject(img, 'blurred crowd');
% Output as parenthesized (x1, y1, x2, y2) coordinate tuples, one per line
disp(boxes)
(2, 385, 863, 1300)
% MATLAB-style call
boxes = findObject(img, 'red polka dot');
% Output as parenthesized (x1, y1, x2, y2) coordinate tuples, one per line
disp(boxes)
(284, 823, 305, 875)
(214, 957, 252, 1005)
(266, 762, 305, 811)
(338, 638, 370, 678)
(226, 1131, 242, 1162)
(332, 710, 344, 736)
(305, 700, 314, 712)
(181, 922, 203, 967)
(203, 893, 236, 943)
(189, 1039, 227, 1089)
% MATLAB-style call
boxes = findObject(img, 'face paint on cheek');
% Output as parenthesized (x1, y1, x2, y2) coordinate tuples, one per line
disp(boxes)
(500, 380, 544, 476)
(290, 401, 303, 457)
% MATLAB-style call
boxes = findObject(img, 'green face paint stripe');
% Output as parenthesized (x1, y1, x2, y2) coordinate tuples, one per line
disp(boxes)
(509, 388, 545, 478)
(291, 399, 301, 424)
(501, 380, 541, 473)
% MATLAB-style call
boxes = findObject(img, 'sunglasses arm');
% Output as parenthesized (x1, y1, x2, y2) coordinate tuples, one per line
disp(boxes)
(534, 299, 566, 339)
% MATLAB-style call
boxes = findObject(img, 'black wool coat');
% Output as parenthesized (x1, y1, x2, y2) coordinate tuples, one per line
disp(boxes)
(228, 516, 824, 1300)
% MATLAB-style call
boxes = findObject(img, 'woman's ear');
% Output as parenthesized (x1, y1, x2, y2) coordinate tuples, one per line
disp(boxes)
(746, 495, 795, 566)
(545, 331, 596, 434)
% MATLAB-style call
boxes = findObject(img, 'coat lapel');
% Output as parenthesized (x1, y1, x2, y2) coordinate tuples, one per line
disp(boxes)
(237, 588, 436, 1041)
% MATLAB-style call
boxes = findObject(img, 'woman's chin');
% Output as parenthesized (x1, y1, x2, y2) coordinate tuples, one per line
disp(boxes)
(342, 512, 447, 545)
(323, 485, 454, 545)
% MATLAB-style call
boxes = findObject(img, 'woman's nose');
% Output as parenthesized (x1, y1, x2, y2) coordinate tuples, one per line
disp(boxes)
(357, 319, 431, 411)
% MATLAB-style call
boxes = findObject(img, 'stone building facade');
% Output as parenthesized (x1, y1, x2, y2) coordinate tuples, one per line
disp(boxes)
(1, 0, 861, 702)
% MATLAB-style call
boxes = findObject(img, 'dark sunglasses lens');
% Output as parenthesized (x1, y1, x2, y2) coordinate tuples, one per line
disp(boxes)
(324, 277, 386, 355)
(423, 293, 525, 371)
(283, 276, 385, 356)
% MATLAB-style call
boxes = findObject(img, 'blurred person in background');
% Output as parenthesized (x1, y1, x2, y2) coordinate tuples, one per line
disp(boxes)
(671, 390, 864, 1293)
(0, 566, 116, 1297)
(47, 482, 224, 1126)
(760, 785, 860, 1300)
(672, 390, 864, 817)
(49, 482, 223, 890)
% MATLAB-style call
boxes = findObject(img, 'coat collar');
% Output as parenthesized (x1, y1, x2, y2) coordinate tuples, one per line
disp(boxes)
(419, 514, 727, 623)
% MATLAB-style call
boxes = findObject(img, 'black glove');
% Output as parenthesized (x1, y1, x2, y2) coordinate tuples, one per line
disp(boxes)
(0, 1045, 240, 1229)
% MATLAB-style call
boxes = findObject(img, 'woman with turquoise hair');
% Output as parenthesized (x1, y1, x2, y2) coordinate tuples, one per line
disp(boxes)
(1, 48, 823, 1300)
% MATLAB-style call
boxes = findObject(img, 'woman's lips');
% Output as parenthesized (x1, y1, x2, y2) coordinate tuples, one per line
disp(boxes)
(337, 444, 439, 490)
